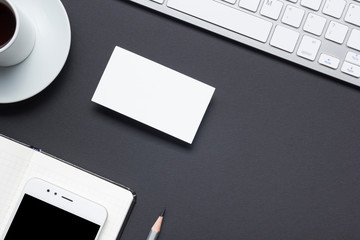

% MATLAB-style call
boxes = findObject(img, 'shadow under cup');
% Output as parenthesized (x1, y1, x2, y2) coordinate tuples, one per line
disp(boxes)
(0, 1, 16, 49)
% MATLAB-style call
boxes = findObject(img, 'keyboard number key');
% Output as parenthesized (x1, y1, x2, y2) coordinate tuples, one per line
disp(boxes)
(323, 0, 346, 19)
(347, 29, 360, 51)
(325, 21, 348, 44)
(303, 13, 327, 36)
(282, 5, 305, 28)
(270, 25, 300, 53)
(297, 35, 321, 61)
(318, 54, 340, 69)
(341, 62, 360, 78)
(260, 0, 284, 20)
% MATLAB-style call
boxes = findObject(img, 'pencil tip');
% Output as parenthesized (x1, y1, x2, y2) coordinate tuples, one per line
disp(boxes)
(160, 208, 166, 217)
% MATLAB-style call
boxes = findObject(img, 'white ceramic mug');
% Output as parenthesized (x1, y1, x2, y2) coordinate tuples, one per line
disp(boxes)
(0, 0, 36, 67)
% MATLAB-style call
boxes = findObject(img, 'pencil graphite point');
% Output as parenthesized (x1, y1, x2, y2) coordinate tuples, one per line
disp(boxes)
(160, 208, 166, 217)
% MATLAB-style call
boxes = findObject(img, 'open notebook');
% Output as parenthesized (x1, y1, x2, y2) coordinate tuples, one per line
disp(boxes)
(0, 134, 135, 240)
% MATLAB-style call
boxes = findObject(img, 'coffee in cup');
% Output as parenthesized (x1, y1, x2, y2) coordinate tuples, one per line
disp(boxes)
(0, 0, 36, 67)
(0, 2, 16, 49)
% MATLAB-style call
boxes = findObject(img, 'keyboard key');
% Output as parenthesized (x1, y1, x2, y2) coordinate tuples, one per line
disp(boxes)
(221, 0, 236, 4)
(345, 52, 360, 66)
(319, 54, 340, 69)
(347, 29, 360, 51)
(167, 0, 273, 43)
(301, 0, 323, 11)
(239, 0, 261, 12)
(325, 21, 348, 44)
(345, 4, 360, 27)
(323, 0, 346, 19)
(150, 0, 164, 3)
(297, 35, 321, 61)
(270, 25, 300, 52)
(260, 0, 284, 20)
(282, 5, 305, 28)
(341, 61, 360, 78)
(303, 13, 327, 36)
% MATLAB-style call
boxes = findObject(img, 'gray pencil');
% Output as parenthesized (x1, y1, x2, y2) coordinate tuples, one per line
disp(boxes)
(146, 209, 166, 240)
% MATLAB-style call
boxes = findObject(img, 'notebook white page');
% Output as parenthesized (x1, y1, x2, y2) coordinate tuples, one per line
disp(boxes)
(0, 136, 34, 227)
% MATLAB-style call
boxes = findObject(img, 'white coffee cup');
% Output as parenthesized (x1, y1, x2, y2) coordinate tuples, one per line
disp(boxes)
(0, 0, 36, 67)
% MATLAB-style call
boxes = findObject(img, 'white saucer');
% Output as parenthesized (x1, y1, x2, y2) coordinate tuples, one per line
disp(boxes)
(0, 0, 71, 103)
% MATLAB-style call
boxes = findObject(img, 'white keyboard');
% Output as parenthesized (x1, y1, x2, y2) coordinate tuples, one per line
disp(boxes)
(127, 0, 360, 87)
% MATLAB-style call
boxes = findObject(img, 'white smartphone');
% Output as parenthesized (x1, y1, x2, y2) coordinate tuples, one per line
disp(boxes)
(2, 178, 107, 240)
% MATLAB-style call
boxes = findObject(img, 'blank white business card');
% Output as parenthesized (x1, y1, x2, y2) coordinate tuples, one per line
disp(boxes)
(92, 46, 215, 144)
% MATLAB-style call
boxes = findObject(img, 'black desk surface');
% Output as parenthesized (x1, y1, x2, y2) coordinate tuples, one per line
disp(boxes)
(1, 0, 360, 239)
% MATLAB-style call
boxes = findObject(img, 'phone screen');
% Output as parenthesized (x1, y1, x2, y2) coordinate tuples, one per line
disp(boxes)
(4, 194, 101, 240)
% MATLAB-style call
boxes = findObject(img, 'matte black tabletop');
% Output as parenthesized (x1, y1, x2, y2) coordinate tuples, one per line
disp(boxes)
(1, 0, 360, 239)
